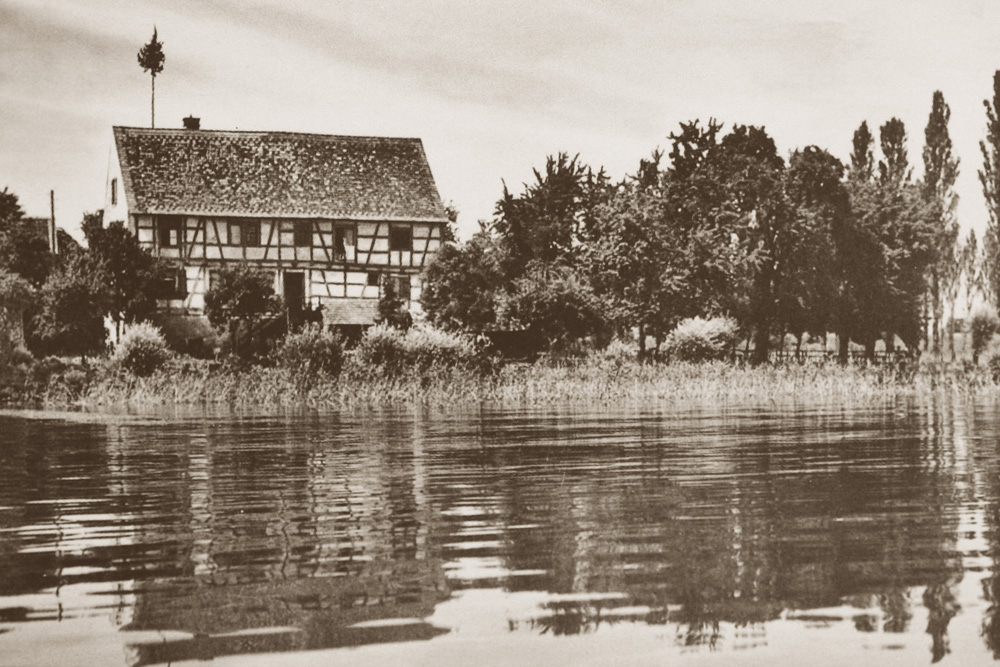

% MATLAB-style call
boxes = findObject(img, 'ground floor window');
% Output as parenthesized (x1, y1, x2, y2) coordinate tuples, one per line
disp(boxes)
(158, 266, 188, 298)
(389, 274, 412, 301)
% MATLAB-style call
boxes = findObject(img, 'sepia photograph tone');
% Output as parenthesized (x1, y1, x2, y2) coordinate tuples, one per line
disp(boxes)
(4, 1, 1000, 665)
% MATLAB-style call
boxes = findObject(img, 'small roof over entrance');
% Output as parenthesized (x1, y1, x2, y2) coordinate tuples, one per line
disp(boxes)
(323, 299, 379, 326)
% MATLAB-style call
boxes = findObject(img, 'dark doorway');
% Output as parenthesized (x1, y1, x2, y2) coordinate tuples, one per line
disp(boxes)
(284, 271, 306, 326)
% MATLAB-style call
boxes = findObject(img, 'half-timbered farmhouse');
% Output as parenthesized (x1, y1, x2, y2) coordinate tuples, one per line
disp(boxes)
(102, 119, 448, 341)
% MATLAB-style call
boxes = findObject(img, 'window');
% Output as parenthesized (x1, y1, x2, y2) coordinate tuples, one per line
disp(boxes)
(390, 274, 412, 301)
(174, 267, 188, 297)
(334, 225, 355, 260)
(110, 178, 117, 206)
(294, 221, 312, 247)
(208, 269, 221, 292)
(244, 221, 261, 246)
(229, 220, 260, 246)
(158, 266, 187, 298)
(389, 225, 412, 252)
(157, 215, 182, 247)
(367, 271, 380, 287)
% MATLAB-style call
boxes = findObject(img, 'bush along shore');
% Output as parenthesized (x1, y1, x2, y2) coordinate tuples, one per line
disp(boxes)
(4, 320, 1000, 410)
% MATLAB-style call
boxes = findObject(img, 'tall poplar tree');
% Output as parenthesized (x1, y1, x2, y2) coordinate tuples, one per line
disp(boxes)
(922, 91, 960, 354)
(849, 121, 875, 182)
(980, 70, 1000, 305)
(137, 27, 165, 128)
(961, 228, 982, 318)
(879, 118, 911, 187)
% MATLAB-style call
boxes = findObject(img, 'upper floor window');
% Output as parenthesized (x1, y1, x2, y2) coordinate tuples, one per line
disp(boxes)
(157, 215, 182, 247)
(367, 271, 380, 287)
(110, 178, 118, 206)
(334, 225, 355, 260)
(229, 220, 260, 246)
(294, 221, 312, 247)
(389, 225, 412, 252)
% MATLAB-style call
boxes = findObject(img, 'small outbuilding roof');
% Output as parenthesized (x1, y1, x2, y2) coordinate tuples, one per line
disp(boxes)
(323, 298, 379, 326)
(112, 126, 449, 222)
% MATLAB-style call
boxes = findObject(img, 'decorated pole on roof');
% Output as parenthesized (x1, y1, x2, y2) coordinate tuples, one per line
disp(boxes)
(137, 27, 165, 128)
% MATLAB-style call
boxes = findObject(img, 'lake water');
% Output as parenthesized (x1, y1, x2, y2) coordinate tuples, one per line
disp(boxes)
(2, 399, 1000, 666)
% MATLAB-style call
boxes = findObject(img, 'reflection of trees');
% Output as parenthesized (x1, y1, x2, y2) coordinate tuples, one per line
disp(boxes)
(924, 582, 959, 663)
(429, 402, 966, 645)
(984, 514, 1000, 656)
(977, 397, 1000, 658)
(0, 417, 133, 599)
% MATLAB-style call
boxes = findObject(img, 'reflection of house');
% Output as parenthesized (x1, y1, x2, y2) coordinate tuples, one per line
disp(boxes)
(101, 118, 448, 336)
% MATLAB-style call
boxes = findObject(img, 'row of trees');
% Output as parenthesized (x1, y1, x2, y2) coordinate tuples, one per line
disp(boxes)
(423, 84, 1000, 363)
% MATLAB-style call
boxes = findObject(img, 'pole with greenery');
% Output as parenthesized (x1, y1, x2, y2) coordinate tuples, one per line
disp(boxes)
(137, 27, 165, 129)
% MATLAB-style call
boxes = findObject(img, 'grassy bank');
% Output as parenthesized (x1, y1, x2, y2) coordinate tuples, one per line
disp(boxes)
(71, 354, 1000, 410)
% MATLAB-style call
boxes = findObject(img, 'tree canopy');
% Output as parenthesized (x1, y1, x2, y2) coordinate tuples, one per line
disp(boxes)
(423, 111, 955, 363)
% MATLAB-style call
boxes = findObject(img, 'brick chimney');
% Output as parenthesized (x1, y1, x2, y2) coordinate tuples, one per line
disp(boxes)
(183, 116, 201, 130)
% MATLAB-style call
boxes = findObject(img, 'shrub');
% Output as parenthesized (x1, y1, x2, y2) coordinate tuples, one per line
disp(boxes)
(403, 325, 481, 373)
(351, 324, 407, 375)
(499, 262, 611, 352)
(25, 356, 93, 403)
(663, 316, 738, 363)
(275, 325, 345, 379)
(350, 324, 485, 378)
(109, 322, 171, 376)
(600, 338, 636, 364)
(971, 306, 1000, 365)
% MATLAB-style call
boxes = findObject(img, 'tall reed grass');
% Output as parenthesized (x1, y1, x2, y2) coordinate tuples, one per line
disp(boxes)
(79, 354, 1000, 410)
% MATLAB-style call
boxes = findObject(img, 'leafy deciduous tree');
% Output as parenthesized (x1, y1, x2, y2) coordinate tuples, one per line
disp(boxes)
(0, 187, 24, 228)
(33, 255, 108, 358)
(204, 264, 281, 361)
(0, 269, 34, 360)
(782, 146, 847, 352)
(498, 261, 610, 351)
(421, 230, 503, 332)
(83, 216, 169, 339)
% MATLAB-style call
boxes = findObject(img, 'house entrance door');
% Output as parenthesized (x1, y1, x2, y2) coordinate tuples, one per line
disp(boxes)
(284, 272, 305, 325)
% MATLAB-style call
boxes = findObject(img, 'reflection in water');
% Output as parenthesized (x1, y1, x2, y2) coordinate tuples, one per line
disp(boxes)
(0, 399, 999, 665)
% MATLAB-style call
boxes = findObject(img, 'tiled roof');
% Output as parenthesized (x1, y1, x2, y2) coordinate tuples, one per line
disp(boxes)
(113, 127, 448, 221)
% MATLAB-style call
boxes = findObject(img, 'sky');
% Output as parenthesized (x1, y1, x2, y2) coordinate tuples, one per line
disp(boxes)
(3, 0, 1000, 241)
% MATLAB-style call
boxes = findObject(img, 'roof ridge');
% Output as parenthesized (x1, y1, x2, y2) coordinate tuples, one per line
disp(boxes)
(112, 126, 423, 143)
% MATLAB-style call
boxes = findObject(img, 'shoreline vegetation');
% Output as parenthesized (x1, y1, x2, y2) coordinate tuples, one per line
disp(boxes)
(84, 357, 1000, 410)
(5, 326, 1000, 411)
